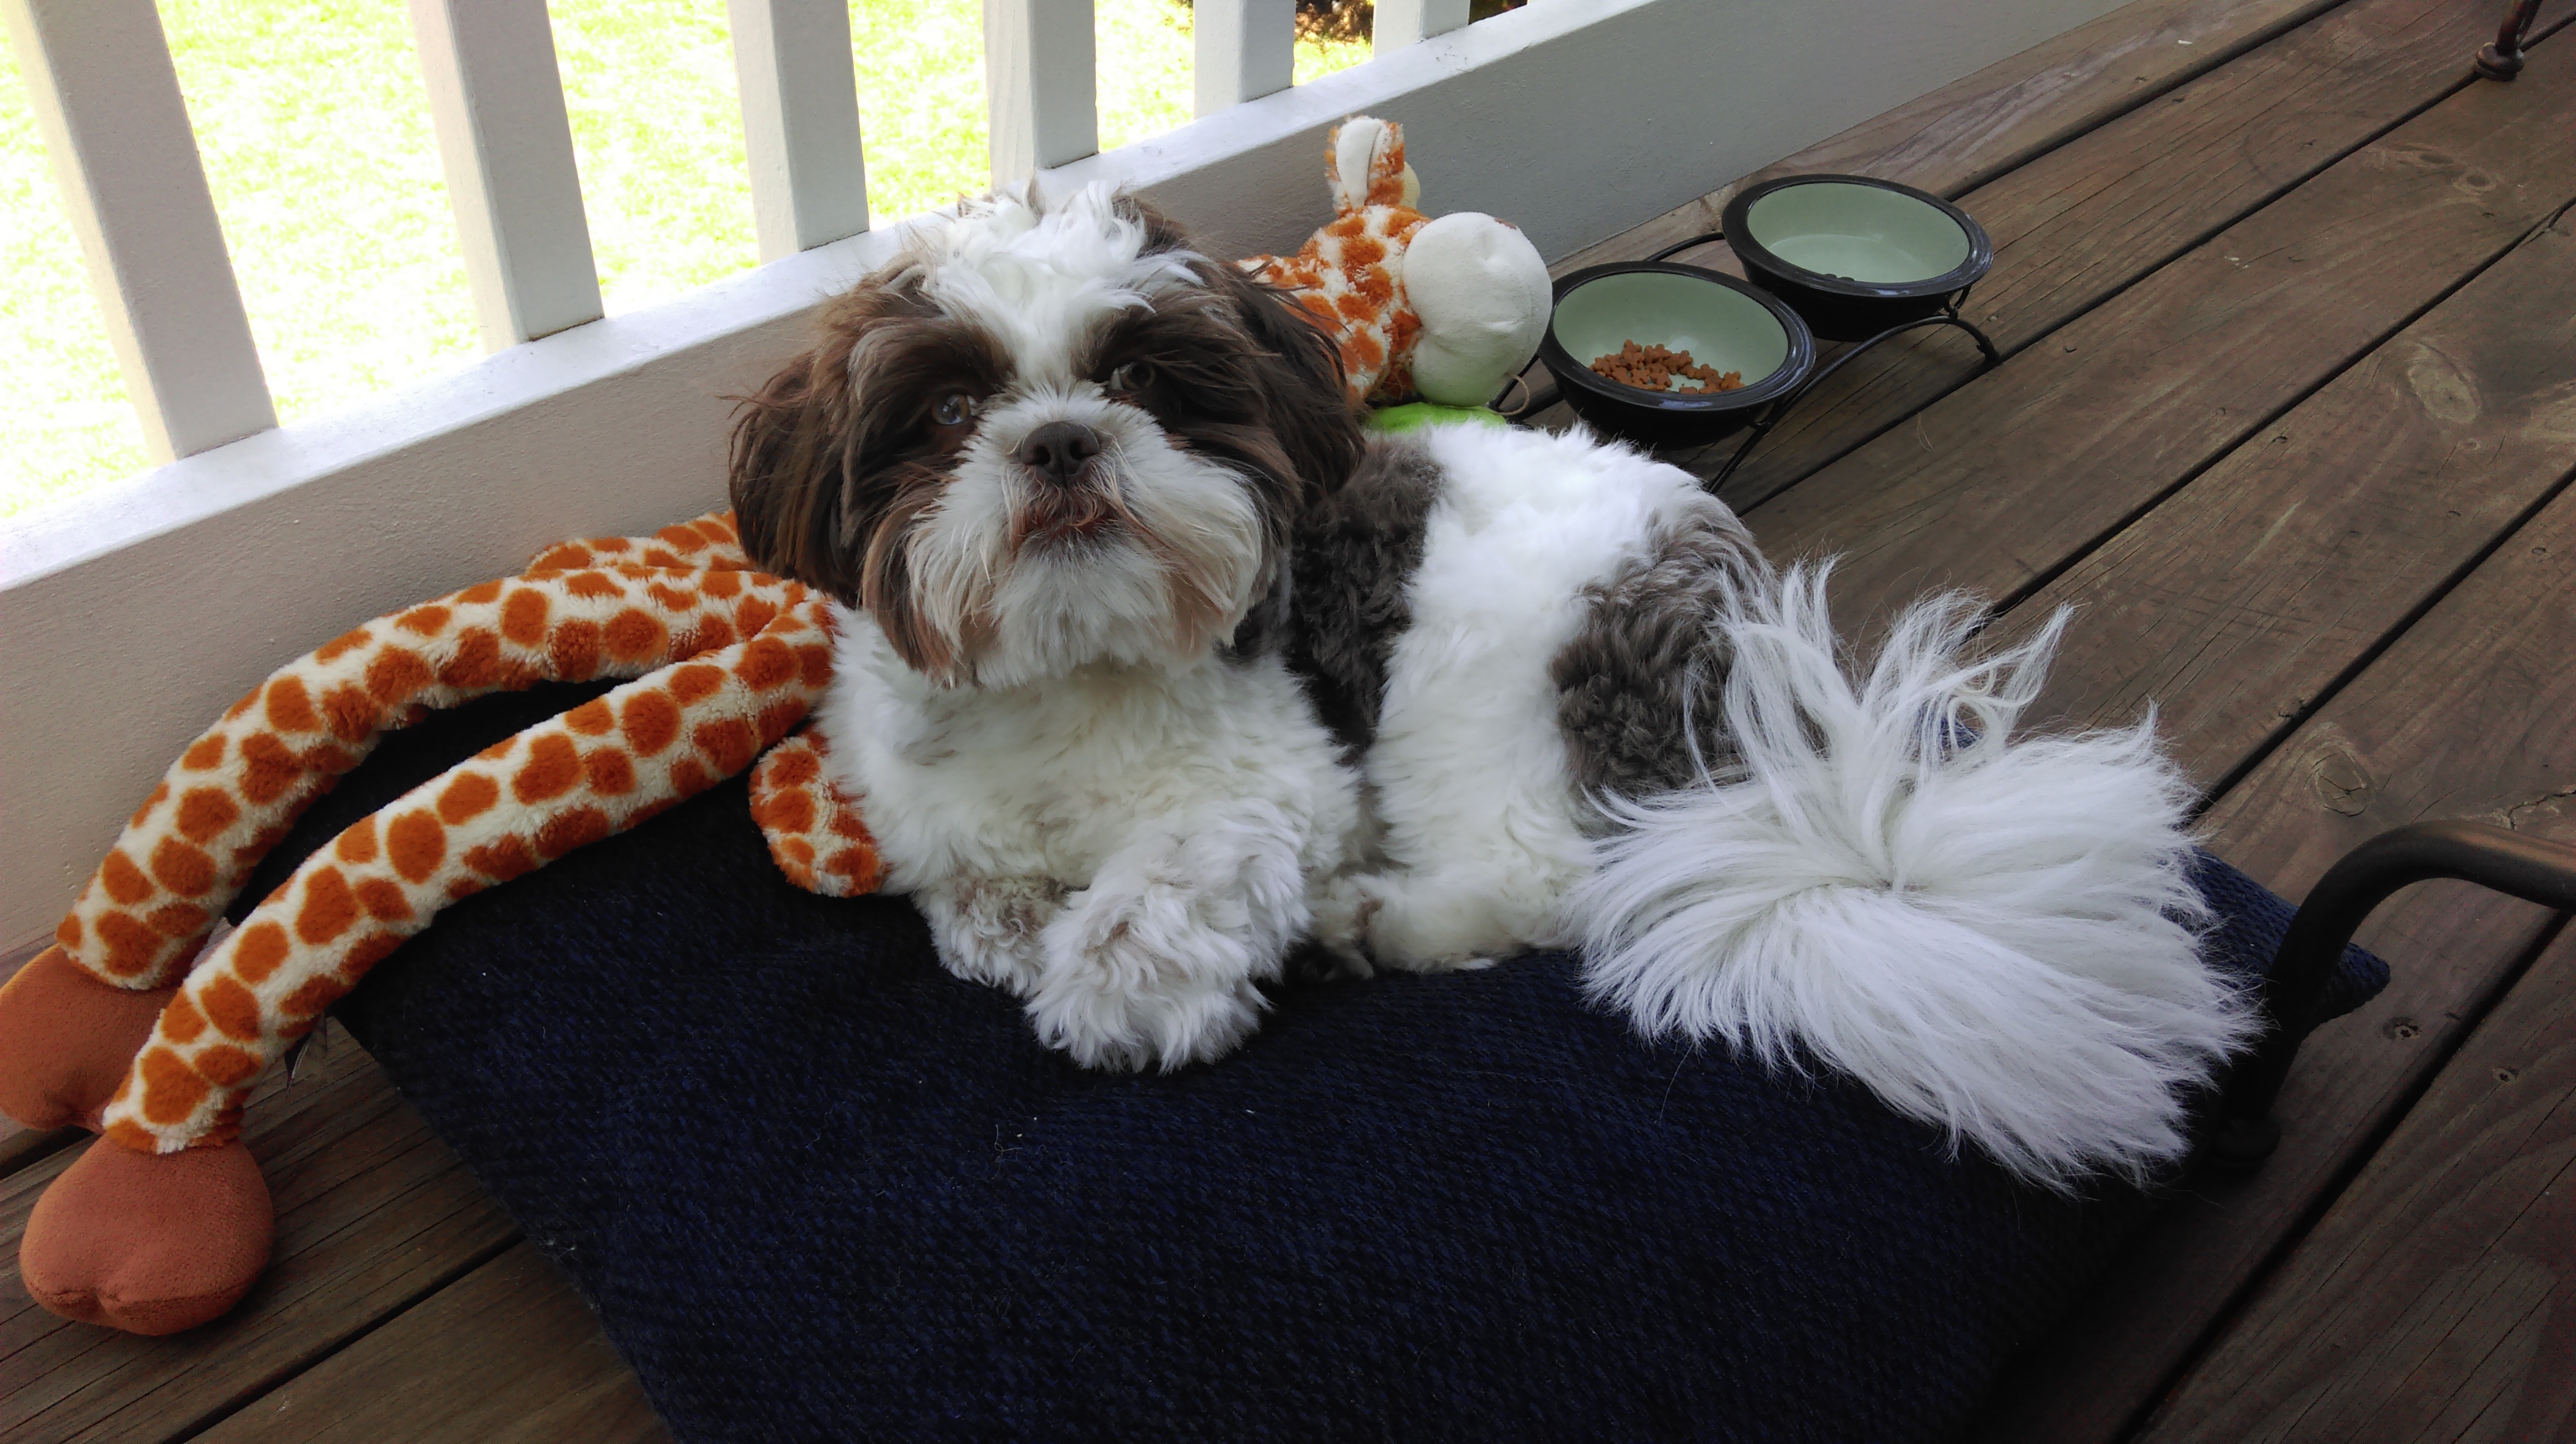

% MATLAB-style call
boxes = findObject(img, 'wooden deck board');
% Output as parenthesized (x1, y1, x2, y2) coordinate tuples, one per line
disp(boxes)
(2142, 929, 2576, 1442)
(0, 1032, 517, 1443)
(190, 1244, 669, 1444)
(1545, 0, 2359, 281)
(2003, 217, 2576, 792)
(1964, 211, 2576, 1444)
(2126, 481, 2576, 1441)
(9, 2, 2575, 1439)
(1741, 41, 2576, 634)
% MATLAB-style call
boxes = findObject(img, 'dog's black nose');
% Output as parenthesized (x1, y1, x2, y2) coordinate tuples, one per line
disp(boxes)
(1014, 421, 1104, 485)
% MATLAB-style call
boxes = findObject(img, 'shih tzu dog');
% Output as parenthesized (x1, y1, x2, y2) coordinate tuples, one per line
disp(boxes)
(729, 186, 1364, 1073)
(731, 183, 2252, 1188)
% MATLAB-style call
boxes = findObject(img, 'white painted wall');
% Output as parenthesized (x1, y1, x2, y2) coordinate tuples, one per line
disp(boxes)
(0, 0, 2127, 951)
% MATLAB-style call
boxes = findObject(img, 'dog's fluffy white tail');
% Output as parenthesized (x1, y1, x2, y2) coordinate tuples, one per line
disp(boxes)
(1573, 564, 2255, 1188)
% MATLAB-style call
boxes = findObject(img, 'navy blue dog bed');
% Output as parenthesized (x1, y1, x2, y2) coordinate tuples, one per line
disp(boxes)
(235, 684, 2385, 1443)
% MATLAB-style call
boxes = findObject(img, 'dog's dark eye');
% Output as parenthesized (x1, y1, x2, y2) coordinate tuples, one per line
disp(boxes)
(933, 393, 977, 427)
(1107, 362, 1151, 395)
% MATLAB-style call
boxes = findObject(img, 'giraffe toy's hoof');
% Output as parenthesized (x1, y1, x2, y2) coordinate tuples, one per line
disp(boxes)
(21, 1138, 273, 1335)
(0, 946, 181, 1132)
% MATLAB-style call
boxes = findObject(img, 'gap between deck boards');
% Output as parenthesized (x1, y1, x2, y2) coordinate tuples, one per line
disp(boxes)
(1952, 108, 2576, 1444)
(2139, 921, 2576, 1440)
(2095, 448, 2576, 1440)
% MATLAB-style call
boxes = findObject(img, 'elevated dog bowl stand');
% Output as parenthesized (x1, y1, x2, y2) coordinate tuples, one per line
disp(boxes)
(1631, 229, 2002, 490)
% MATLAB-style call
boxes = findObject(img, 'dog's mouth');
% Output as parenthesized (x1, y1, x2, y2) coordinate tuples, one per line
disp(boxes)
(1011, 484, 1127, 549)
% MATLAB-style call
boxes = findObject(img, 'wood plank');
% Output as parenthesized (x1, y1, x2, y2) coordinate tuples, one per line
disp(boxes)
(0, 1124, 77, 1182)
(0, 1028, 517, 1444)
(1526, 0, 2567, 460)
(2015, 213, 2576, 798)
(1546, 0, 2356, 281)
(192, 1243, 668, 1444)
(1739, 40, 2576, 637)
(728, 0, 871, 262)
(1, 0, 275, 462)
(1708, 0, 2576, 507)
(982, 0, 1097, 184)
(409, 0, 604, 349)
(1192, 0, 1295, 117)
(1969, 213, 2576, 1444)
(2136, 925, 2576, 1442)
(2110, 482, 2576, 1444)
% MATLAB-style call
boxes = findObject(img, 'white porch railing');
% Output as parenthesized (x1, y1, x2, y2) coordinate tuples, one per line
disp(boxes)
(0, 0, 2130, 955)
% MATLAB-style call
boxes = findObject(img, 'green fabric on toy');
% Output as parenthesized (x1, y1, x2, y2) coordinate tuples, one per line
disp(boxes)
(1367, 402, 1512, 433)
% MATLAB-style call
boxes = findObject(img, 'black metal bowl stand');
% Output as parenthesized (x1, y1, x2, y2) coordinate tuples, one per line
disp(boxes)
(2203, 820, 2576, 1174)
(1629, 231, 2002, 488)
(2475, 0, 2545, 80)
(1506, 229, 2002, 482)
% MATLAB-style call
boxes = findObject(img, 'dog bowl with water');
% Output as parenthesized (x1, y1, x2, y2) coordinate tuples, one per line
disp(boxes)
(1719, 176, 1992, 341)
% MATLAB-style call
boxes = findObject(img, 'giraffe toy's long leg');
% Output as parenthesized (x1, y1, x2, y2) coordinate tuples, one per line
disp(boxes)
(5, 561, 810, 1142)
(526, 508, 757, 574)
(99, 591, 833, 1153)
(50, 560, 796, 994)
(749, 729, 882, 898)
(7, 511, 862, 1334)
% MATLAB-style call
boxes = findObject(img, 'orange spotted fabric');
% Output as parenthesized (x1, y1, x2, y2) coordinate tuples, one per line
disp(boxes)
(748, 732, 882, 898)
(1244, 118, 1433, 407)
(52, 509, 882, 1154)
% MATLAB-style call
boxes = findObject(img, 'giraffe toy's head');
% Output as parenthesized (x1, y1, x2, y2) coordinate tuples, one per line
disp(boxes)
(727, 184, 1364, 692)
(1240, 116, 1551, 411)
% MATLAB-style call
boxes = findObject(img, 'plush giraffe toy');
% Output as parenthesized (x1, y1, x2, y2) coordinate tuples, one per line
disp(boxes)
(0, 511, 881, 1334)
(0, 123, 1552, 1335)
(1243, 116, 1551, 410)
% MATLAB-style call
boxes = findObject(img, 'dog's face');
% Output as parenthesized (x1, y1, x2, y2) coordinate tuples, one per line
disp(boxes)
(728, 186, 1361, 688)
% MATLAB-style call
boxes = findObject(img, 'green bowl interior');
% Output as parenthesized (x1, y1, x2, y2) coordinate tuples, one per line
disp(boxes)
(1743, 182, 1971, 285)
(1551, 272, 1789, 395)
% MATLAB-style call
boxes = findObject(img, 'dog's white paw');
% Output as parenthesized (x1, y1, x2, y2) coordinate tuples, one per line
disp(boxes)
(920, 876, 1067, 998)
(1311, 871, 1497, 974)
(1027, 884, 1267, 1071)
(1308, 873, 1383, 975)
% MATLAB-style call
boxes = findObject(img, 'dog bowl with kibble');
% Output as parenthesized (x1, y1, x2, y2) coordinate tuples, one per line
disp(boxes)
(1538, 263, 1816, 448)
(1720, 176, 1992, 342)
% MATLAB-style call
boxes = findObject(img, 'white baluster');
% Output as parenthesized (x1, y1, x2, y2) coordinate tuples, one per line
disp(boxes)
(984, 0, 1098, 186)
(4, 0, 276, 462)
(1373, 0, 1470, 51)
(409, 0, 603, 349)
(728, 0, 869, 260)
(1193, 0, 1295, 118)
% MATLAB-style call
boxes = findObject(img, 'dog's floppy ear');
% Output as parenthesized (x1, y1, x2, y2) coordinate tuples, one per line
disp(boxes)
(1215, 263, 1365, 498)
(728, 325, 865, 602)
(1115, 192, 1365, 498)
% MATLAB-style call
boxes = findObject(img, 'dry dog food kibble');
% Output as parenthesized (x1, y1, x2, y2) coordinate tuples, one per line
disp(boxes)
(1590, 341, 1744, 393)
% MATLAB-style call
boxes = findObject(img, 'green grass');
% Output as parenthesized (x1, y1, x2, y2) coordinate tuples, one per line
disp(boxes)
(0, 1, 1367, 520)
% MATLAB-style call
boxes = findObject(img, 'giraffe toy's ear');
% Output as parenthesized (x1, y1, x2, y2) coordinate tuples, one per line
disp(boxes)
(1326, 116, 1409, 213)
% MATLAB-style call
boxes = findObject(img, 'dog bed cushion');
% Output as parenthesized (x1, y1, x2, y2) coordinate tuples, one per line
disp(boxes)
(238, 685, 2385, 1443)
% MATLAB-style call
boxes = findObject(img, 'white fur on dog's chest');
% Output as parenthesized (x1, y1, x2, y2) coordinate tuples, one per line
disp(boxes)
(817, 606, 1357, 888)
